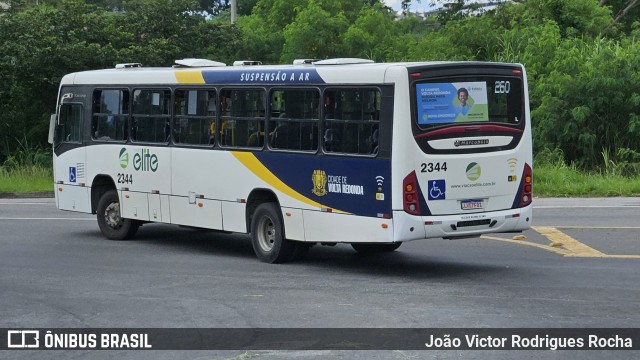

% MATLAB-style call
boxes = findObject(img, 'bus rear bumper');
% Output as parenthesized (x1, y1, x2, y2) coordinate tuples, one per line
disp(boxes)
(392, 205, 533, 242)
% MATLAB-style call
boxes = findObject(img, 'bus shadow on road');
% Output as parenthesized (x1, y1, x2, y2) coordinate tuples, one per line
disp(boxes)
(89, 224, 509, 280)
(302, 245, 509, 280)
(127, 224, 257, 259)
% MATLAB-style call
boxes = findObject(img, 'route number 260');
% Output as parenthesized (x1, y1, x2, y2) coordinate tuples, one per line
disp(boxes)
(495, 80, 511, 94)
(421, 162, 447, 173)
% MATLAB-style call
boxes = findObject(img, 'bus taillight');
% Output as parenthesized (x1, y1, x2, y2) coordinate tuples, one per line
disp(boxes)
(403, 171, 421, 215)
(521, 163, 532, 207)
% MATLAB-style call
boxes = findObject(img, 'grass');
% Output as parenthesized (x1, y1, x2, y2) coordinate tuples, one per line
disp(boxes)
(2, 163, 639, 197)
(1, 147, 640, 196)
(0, 165, 53, 193)
(533, 163, 640, 197)
(0, 141, 54, 194)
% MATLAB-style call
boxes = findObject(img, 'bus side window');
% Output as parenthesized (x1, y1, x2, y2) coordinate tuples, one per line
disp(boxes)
(132, 89, 171, 143)
(269, 88, 319, 151)
(323, 88, 380, 155)
(57, 103, 83, 144)
(92, 89, 129, 141)
(219, 89, 265, 149)
(173, 89, 216, 146)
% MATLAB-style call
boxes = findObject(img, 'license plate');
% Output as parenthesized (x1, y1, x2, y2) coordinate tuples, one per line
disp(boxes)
(461, 199, 484, 210)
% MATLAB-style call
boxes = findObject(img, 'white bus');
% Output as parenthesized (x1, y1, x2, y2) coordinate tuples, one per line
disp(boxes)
(50, 58, 533, 263)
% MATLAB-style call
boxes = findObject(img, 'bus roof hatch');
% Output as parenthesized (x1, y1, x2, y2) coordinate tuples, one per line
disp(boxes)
(233, 60, 263, 66)
(313, 58, 374, 65)
(115, 63, 143, 69)
(174, 58, 227, 67)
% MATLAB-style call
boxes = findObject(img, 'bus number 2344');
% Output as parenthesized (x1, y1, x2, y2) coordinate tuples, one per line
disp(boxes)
(421, 162, 447, 173)
(117, 173, 133, 184)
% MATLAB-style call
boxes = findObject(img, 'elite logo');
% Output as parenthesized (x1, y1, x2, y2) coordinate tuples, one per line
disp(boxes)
(466, 162, 481, 181)
(119, 148, 158, 172)
(119, 148, 129, 169)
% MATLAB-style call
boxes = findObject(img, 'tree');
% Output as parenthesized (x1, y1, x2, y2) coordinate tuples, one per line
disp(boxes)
(1, 0, 638, 174)
(0, 1, 113, 159)
(237, 0, 377, 63)
(197, 0, 229, 16)
(280, 0, 349, 62)
(600, 0, 640, 34)
(0, 0, 242, 160)
(341, 3, 399, 61)
(237, 0, 259, 15)
(532, 36, 640, 167)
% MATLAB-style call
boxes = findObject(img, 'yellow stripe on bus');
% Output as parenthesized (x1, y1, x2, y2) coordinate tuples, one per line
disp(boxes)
(175, 70, 205, 84)
(231, 151, 350, 214)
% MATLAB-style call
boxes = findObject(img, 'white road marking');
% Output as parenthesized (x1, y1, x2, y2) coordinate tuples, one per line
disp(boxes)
(0, 217, 94, 220)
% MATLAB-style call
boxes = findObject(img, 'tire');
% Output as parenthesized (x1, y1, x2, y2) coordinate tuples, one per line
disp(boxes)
(96, 190, 139, 240)
(351, 242, 402, 254)
(250, 203, 295, 263)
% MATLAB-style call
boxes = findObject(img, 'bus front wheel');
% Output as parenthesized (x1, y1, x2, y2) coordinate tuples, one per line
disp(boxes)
(96, 190, 139, 240)
(351, 243, 402, 253)
(250, 203, 296, 263)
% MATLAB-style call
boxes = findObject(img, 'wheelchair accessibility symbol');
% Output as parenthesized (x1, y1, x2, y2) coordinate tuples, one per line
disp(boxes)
(69, 167, 77, 183)
(428, 179, 446, 200)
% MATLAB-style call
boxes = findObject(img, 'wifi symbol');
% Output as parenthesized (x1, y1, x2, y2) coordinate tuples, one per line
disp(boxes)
(375, 176, 385, 187)
(507, 158, 517, 172)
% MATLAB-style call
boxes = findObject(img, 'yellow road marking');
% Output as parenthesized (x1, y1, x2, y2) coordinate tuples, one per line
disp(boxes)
(480, 235, 569, 256)
(533, 226, 606, 257)
(599, 254, 640, 259)
(481, 227, 640, 259)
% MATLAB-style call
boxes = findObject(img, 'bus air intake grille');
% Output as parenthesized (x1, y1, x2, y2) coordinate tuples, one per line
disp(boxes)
(456, 219, 491, 228)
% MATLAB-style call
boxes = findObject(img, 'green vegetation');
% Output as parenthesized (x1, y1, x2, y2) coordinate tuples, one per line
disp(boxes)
(0, 142, 52, 193)
(534, 165, 640, 197)
(3, 149, 640, 196)
(533, 147, 640, 197)
(0, 166, 52, 193)
(1, 0, 639, 196)
(3, 165, 640, 197)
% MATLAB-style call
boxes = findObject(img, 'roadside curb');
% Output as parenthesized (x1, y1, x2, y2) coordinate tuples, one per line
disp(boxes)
(0, 192, 55, 199)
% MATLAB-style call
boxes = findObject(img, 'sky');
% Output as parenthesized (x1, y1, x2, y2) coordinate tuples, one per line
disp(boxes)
(382, 0, 404, 10)
(382, 0, 437, 13)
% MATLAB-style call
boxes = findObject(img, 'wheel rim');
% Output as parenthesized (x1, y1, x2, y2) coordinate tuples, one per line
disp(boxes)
(104, 202, 123, 230)
(256, 215, 276, 252)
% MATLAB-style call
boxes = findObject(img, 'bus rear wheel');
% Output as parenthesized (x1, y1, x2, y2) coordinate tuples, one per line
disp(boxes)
(97, 190, 139, 240)
(351, 243, 402, 253)
(250, 203, 297, 263)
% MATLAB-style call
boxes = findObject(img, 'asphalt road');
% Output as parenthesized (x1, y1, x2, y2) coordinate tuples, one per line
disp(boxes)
(1, 197, 639, 359)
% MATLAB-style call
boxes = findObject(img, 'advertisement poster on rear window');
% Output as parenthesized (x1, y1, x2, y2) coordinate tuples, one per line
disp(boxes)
(416, 82, 489, 125)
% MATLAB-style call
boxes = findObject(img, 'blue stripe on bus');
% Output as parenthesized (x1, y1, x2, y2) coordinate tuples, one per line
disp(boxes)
(202, 69, 325, 85)
(254, 152, 391, 218)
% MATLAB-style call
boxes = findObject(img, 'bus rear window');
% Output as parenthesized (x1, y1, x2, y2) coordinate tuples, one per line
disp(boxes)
(415, 77, 523, 129)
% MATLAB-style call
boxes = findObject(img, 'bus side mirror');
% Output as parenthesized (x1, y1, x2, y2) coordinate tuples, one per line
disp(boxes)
(48, 113, 56, 144)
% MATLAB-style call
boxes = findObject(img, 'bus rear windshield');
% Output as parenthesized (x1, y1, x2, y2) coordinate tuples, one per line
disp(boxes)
(414, 76, 523, 129)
